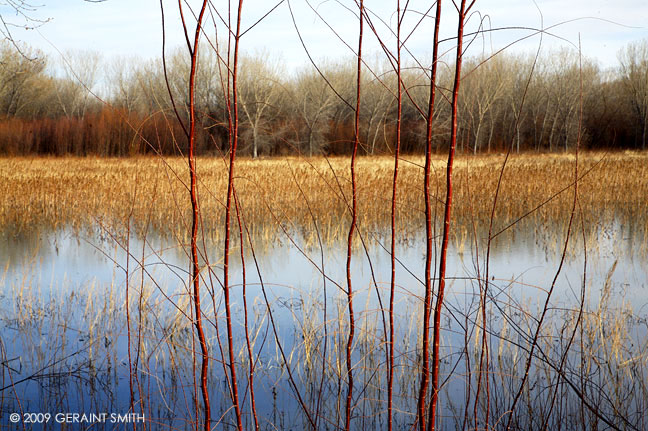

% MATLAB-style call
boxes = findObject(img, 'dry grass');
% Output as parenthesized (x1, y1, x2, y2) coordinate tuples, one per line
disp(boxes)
(0, 152, 646, 247)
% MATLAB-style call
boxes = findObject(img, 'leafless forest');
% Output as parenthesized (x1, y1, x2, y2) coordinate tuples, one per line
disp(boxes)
(0, 37, 647, 156)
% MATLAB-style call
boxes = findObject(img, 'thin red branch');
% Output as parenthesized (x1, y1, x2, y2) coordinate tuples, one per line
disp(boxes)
(186, 0, 212, 427)
(418, 1, 442, 430)
(428, 2, 466, 430)
(345, 2, 363, 430)
(388, 2, 403, 430)
(222, 2, 245, 431)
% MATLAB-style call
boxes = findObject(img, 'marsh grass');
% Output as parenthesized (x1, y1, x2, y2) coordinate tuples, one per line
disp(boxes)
(1, 152, 646, 251)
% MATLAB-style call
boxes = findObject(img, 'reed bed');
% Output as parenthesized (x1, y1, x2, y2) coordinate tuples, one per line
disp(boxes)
(0, 152, 646, 249)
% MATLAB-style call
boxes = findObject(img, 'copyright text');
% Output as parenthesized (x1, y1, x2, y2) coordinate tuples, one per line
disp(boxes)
(9, 412, 146, 424)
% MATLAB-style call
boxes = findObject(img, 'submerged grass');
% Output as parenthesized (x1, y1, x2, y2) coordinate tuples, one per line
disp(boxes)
(0, 152, 646, 248)
(1, 257, 646, 430)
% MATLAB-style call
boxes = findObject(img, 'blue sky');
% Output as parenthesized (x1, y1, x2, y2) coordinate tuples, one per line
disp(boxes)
(4, 0, 648, 71)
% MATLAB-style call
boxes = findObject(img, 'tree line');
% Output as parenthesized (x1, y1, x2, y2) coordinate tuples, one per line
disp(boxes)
(0, 39, 647, 156)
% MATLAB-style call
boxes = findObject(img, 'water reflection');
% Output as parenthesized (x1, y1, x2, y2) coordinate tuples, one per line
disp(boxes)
(2, 221, 644, 305)
(0, 220, 646, 429)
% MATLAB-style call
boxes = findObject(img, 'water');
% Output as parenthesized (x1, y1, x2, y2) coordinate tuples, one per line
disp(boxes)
(0, 221, 646, 429)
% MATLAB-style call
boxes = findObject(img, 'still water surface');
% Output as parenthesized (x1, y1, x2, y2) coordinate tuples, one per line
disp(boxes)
(0, 221, 645, 429)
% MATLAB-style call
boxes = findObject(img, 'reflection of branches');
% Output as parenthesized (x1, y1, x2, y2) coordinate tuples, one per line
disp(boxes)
(0, 339, 100, 393)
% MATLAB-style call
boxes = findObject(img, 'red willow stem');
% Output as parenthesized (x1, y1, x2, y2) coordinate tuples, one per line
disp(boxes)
(158, 11, 199, 423)
(184, 1, 211, 430)
(417, 1, 442, 430)
(428, 2, 469, 430)
(223, 2, 245, 431)
(388, 2, 403, 430)
(233, 189, 259, 431)
(345, 2, 363, 430)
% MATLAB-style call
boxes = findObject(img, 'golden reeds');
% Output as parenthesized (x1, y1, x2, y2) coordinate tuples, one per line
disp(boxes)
(0, 152, 646, 249)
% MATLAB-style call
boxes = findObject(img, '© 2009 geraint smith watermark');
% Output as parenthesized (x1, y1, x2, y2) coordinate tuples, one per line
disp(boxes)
(9, 412, 146, 424)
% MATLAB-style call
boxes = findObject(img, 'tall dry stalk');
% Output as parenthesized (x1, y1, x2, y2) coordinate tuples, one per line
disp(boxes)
(477, 21, 544, 431)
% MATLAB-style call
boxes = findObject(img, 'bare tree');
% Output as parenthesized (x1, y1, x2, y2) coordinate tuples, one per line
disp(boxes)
(461, 55, 508, 153)
(107, 55, 143, 113)
(292, 67, 338, 156)
(618, 39, 648, 149)
(0, 41, 51, 117)
(238, 54, 284, 157)
(52, 49, 102, 117)
(1, 1, 106, 54)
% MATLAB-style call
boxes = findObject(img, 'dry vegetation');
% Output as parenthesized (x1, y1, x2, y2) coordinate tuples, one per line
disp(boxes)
(1, 151, 646, 247)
